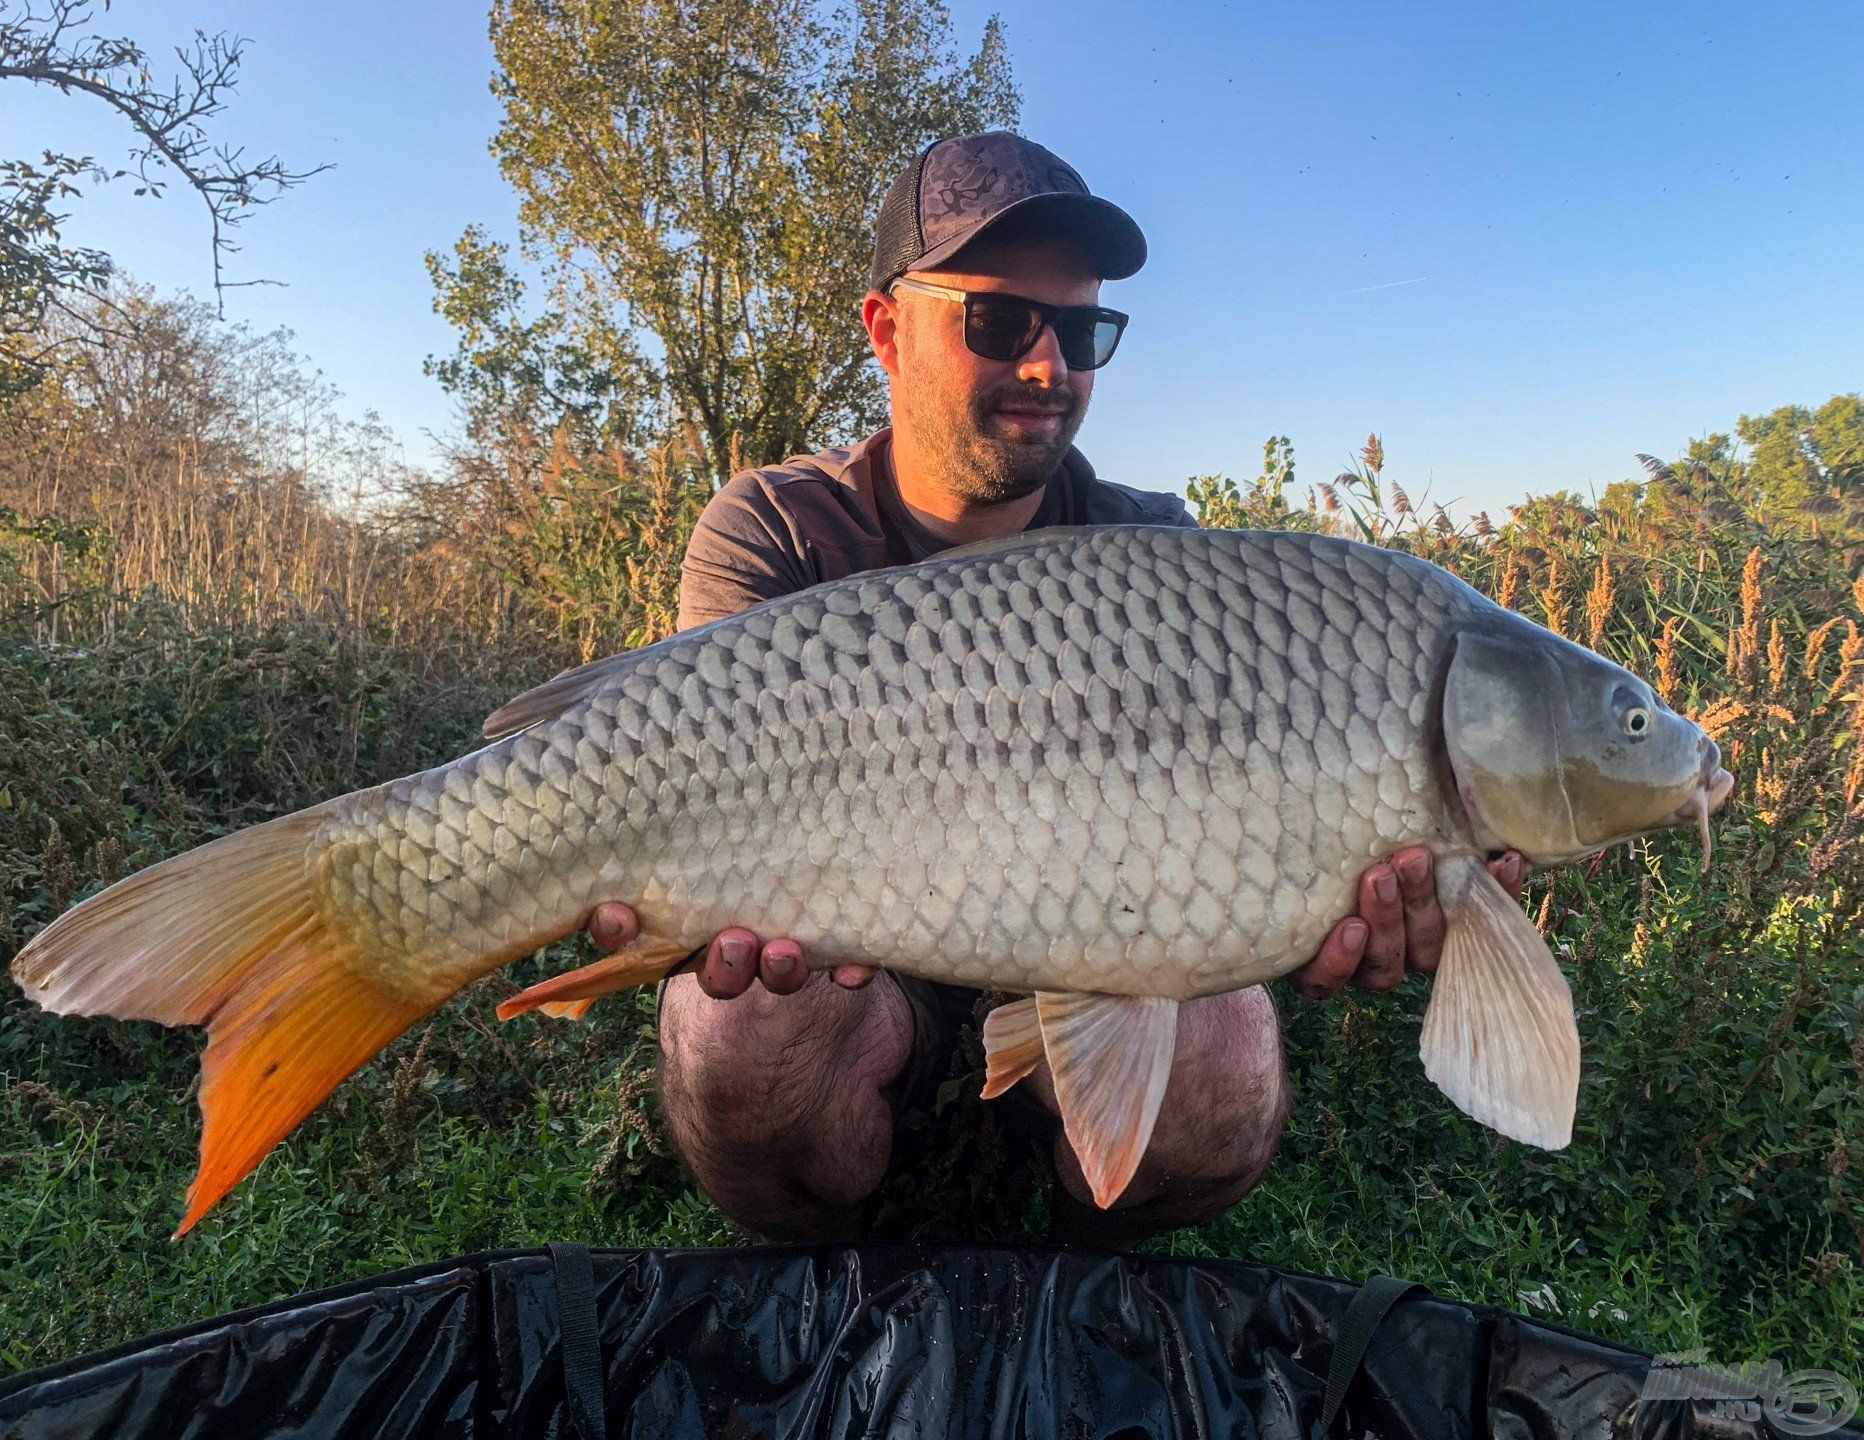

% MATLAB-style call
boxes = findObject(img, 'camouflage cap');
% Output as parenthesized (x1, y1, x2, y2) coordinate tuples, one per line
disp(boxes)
(869, 131, 1147, 293)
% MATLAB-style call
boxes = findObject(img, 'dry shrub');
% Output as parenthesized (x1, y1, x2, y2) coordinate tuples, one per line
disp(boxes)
(0, 285, 709, 670)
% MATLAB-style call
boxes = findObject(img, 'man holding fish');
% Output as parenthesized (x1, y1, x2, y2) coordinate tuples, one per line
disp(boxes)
(15, 133, 1728, 1242)
(579, 133, 1528, 1247)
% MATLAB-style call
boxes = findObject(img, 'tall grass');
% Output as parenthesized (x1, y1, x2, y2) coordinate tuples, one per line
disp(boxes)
(0, 286, 707, 661)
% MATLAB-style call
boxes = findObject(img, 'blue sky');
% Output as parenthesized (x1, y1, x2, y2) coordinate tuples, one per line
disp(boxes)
(5, 1, 1860, 516)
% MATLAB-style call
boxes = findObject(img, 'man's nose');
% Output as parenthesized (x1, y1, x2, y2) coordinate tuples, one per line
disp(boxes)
(1014, 322, 1069, 386)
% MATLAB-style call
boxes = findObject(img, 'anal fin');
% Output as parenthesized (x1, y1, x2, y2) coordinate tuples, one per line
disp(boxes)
(1035, 991, 1179, 1209)
(1419, 854, 1579, 1149)
(980, 996, 1042, 1098)
(496, 936, 695, 1021)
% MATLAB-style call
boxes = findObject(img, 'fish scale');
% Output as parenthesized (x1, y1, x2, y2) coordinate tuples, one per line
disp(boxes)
(308, 526, 1472, 1002)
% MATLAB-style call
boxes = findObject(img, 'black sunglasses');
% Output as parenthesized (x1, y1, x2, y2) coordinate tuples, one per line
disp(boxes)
(890, 276, 1129, 371)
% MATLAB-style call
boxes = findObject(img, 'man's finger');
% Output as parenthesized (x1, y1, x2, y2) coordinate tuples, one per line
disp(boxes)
(1489, 850, 1527, 900)
(758, 938, 808, 995)
(1291, 918, 1368, 999)
(1353, 864, 1407, 990)
(698, 928, 759, 999)
(1393, 847, 1446, 974)
(832, 963, 879, 988)
(588, 901, 639, 953)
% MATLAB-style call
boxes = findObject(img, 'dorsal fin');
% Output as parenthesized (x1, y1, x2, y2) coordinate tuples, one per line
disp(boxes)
(482, 652, 639, 740)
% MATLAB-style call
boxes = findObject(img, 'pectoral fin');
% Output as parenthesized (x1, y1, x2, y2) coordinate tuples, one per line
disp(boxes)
(1419, 855, 1579, 1149)
(496, 936, 696, 1021)
(980, 997, 1042, 1098)
(1035, 991, 1179, 1209)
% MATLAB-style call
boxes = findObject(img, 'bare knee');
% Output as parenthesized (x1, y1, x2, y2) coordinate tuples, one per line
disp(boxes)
(657, 971, 914, 1238)
(1144, 984, 1290, 1193)
(1047, 985, 1289, 1243)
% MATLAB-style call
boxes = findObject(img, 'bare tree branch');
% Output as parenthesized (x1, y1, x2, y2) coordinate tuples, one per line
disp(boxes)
(1, 0, 324, 392)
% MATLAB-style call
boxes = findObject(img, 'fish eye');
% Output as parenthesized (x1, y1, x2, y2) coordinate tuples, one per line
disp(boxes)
(1610, 683, 1654, 739)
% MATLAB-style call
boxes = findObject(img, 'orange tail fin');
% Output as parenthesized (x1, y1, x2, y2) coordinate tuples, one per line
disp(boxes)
(10, 811, 434, 1235)
(496, 937, 693, 1021)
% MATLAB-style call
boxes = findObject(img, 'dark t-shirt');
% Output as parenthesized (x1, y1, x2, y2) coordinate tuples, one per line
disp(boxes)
(676, 428, 1198, 631)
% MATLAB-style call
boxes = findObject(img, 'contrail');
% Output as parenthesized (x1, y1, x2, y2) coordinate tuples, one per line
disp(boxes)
(1338, 277, 1428, 296)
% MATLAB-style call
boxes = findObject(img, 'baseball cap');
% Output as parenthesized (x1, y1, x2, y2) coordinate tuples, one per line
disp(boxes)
(869, 131, 1147, 294)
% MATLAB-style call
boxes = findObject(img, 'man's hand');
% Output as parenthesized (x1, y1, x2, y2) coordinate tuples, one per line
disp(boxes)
(1289, 847, 1528, 1000)
(586, 902, 877, 999)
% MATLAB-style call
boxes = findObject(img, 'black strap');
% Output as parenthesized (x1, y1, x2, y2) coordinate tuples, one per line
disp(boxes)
(1316, 1274, 1430, 1435)
(547, 1242, 607, 1439)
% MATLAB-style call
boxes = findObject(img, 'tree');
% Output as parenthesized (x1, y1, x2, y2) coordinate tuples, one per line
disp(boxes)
(1737, 394, 1864, 523)
(1187, 436, 1322, 531)
(425, 224, 637, 453)
(430, 0, 1018, 479)
(0, 0, 319, 396)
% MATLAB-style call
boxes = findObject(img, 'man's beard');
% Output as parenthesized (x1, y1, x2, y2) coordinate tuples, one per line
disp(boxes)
(923, 382, 1085, 505)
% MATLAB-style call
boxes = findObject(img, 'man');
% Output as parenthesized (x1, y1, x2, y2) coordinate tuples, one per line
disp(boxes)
(583, 133, 1525, 1246)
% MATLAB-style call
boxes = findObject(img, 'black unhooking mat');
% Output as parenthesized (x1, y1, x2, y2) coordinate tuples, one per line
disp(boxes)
(0, 1244, 1855, 1438)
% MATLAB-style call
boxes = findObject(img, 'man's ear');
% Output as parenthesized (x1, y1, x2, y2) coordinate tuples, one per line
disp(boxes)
(862, 290, 904, 379)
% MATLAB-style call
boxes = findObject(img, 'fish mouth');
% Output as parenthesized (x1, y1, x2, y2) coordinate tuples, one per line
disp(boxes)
(1667, 765, 1735, 873)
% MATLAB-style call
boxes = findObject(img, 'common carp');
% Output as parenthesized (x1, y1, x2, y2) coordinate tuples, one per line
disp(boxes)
(11, 526, 1732, 1230)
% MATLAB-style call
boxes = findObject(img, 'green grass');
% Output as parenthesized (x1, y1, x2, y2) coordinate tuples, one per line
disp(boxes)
(1, 602, 1859, 1381)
